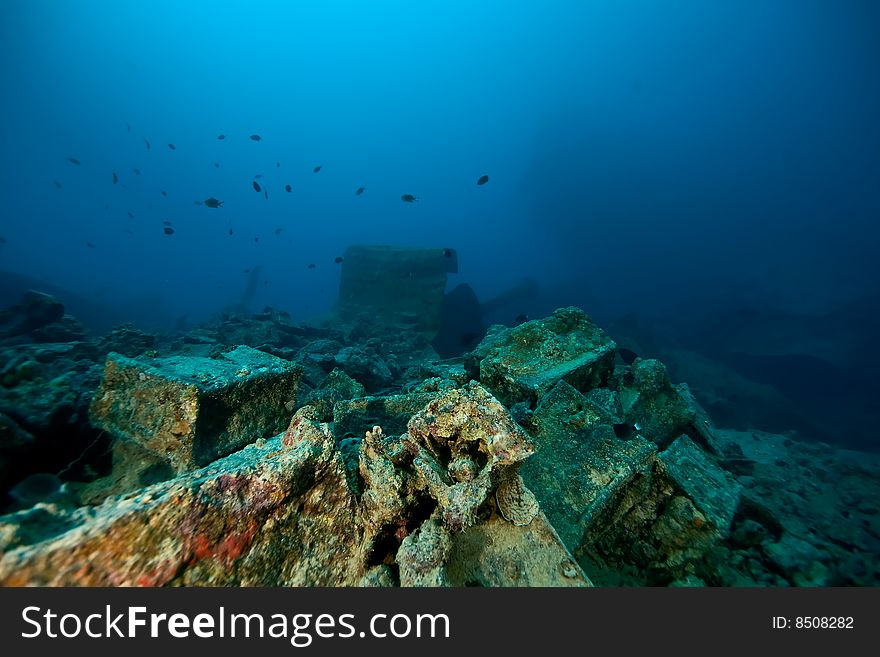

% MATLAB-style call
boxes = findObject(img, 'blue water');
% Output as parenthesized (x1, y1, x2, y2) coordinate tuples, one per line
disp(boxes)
(1, 0, 879, 448)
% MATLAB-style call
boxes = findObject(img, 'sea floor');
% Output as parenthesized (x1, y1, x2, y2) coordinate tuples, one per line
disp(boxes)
(710, 428, 880, 586)
(0, 302, 877, 586)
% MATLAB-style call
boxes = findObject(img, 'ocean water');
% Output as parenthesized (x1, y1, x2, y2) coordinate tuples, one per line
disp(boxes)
(0, 1, 878, 586)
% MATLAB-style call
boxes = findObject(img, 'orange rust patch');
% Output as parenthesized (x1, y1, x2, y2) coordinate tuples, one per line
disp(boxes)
(189, 519, 259, 567)
(192, 534, 214, 561)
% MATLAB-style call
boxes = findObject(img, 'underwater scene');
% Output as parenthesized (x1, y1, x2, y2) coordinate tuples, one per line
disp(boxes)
(0, 1, 878, 587)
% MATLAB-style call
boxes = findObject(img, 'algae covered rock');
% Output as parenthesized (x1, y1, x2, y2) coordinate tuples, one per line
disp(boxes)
(97, 324, 156, 358)
(618, 358, 696, 448)
(466, 307, 616, 406)
(7, 296, 827, 589)
(675, 383, 723, 456)
(514, 371, 744, 585)
(89, 345, 303, 473)
(579, 434, 744, 585)
(396, 516, 452, 587)
(0, 329, 591, 588)
(295, 338, 343, 386)
(357, 382, 589, 587)
(0, 360, 98, 438)
(29, 315, 88, 343)
(656, 434, 742, 537)
(334, 345, 394, 392)
(445, 510, 590, 587)
(302, 367, 366, 422)
(0, 430, 360, 586)
(404, 382, 536, 532)
(0, 410, 35, 452)
(519, 380, 657, 553)
(0, 290, 64, 342)
(584, 387, 625, 424)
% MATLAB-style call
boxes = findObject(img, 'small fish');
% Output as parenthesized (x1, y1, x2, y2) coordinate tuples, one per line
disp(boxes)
(0, 237, 7, 244)
(442, 248, 454, 258)
(276, 162, 280, 168)
(618, 348, 639, 365)
(133, 168, 141, 175)
(203, 197, 224, 208)
(253, 180, 262, 192)
(9, 473, 62, 506)
(229, 228, 234, 235)
(334, 256, 344, 264)
(112, 172, 118, 184)
(143, 137, 151, 150)
(168, 143, 176, 150)
(67, 157, 81, 165)
(254, 174, 264, 179)
(313, 165, 322, 173)
(264, 280, 268, 285)
(161, 190, 167, 196)
(254, 237, 259, 242)
(477, 174, 489, 186)
(243, 268, 250, 273)
(86, 242, 95, 248)
(274, 227, 282, 235)
(355, 187, 365, 196)
(514, 314, 529, 325)
(284, 184, 292, 193)
(123, 228, 134, 235)
(127, 211, 135, 219)
(163, 226, 175, 235)
(217, 134, 226, 140)
(264, 189, 268, 200)
(307, 263, 316, 269)
(126, 122, 131, 132)
(249, 134, 262, 141)
(53, 180, 62, 189)
(401, 194, 418, 203)
(163, 220, 172, 226)
(214, 162, 220, 168)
